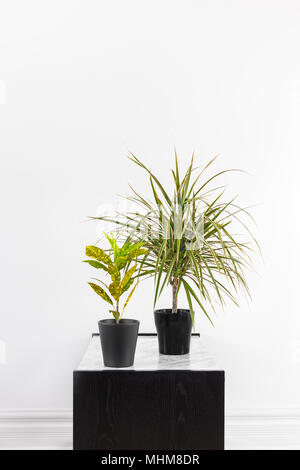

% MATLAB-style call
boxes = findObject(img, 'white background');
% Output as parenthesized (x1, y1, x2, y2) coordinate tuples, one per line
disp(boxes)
(0, 0, 300, 416)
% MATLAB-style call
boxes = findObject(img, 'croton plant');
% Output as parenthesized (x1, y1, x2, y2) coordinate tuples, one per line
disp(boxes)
(84, 234, 147, 323)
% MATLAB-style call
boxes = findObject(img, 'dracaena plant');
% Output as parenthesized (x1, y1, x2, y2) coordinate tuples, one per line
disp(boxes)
(84, 234, 147, 323)
(92, 153, 259, 326)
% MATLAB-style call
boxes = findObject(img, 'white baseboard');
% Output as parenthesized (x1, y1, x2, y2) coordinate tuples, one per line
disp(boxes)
(0, 410, 73, 450)
(0, 408, 300, 450)
(226, 409, 300, 449)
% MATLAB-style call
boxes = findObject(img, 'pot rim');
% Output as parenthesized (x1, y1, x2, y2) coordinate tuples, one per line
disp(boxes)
(98, 319, 139, 326)
(154, 308, 190, 315)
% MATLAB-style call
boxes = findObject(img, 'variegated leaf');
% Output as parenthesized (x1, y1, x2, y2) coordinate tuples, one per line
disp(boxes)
(115, 255, 129, 270)
(118, 241, 131, 257)
(88, 282, 113, 305)
(127, 241, 145, 252)
(83, 260, 108, 271)
(122, 281, 139, 312)
(107, 263, 120, 282)
(85, 246, 111, 265)
(127, 248, 148, 261)
(109, 309, 118, 321)
(121, 277, 134, 294)
(120, 264, 137, 291)
(109, 281, 122, 301)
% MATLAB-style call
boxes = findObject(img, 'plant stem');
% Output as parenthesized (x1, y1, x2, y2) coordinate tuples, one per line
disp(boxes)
(172, 278, 178, 313)
(116, 301, 120, 324)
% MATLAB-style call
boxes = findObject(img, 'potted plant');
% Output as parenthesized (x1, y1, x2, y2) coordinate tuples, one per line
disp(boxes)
(84, 234, 147, 367)
(93, 152, 258, 355)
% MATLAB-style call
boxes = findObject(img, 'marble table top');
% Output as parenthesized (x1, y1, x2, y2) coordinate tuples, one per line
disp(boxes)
(77, 334, 221, 371)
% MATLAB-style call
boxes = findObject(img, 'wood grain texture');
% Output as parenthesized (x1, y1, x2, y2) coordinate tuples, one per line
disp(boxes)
(73, 370, 224, 450)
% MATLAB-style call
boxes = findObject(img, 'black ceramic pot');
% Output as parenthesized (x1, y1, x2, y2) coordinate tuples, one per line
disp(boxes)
(154, 309, 193, 355)
(98, 319, 139, 367)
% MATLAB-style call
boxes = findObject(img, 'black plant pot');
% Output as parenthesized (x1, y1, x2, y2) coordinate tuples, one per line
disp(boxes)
(154, 309, 193, 355)
(98, 319, 139, 367)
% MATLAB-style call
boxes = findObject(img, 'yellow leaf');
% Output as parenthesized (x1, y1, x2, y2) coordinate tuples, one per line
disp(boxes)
(120, 264, 137, 291)
(88, 282, 113, 305)
(86, 246, 111, 265)
(109, 281, 122, 301)
(122, 281, 139, 313)
(107, 263, 120, 282)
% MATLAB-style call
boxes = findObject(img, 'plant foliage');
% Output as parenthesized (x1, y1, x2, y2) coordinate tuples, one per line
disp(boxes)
(84, 234, 147, 323)
(91, 152, 259, 326)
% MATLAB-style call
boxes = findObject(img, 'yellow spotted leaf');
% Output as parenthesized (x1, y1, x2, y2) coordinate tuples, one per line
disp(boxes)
(122, 281, 139, 313)
(120, 265, 137, 291)
(109, 281, 122, 301)
(128, 248, 148, 260)
(122, 278, 134, 294)
(107, 263, 120, 283)
(115, 255, 128, 270)
(85, 246, 111, 265)
(88, 282, 113, 305)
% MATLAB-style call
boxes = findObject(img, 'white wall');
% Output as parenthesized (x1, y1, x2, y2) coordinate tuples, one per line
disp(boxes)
(0, 0, 300, 415)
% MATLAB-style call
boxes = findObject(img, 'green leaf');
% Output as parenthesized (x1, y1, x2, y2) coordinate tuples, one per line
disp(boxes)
(107, 263, 120, 283)
(109, 309, 118, 321)
(128, 248, 148, 261)
(114, 255, 129, 270)
(150, 175, 163, 208)
(187, 155, 219, 198)
(120, 265, 137, 291)
(88, 282, 113, 305)
(153, 252, 166, 307)
(158, 255, 176, 298)
(90, 278, 110, 291)
(104, 233, 119, 260)
(182, 278, 195, 328)
(188, 251, 204, 296)
(118, 241, 131, 257)
(83, 260, 108, 271)
(174, 148, 180, 189)
(121, 277, 134, 293)
(90, 153, 260, 325)
(194, 169, 244, 198)
(85, 246, 111, 265)
(122, 281, 139, 314)
(128, 152, 172, 206)
(181, 154, 194, 202)
(182, 279, 214, 326)
(128, 241, 146, 251)
(109, 281, 122, 301)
